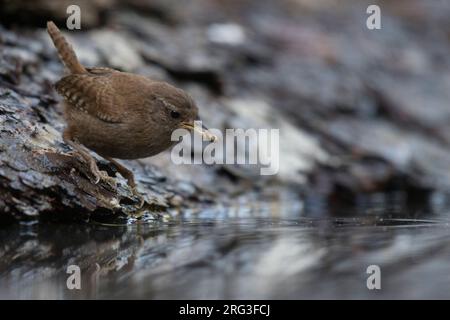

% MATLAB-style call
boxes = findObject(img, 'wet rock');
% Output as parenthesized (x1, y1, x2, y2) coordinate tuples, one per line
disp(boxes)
(0, 28, 215, 221)
(89, 30, 144, 71)
(225, 97, 329, 184)
(2, 0, 450, 221)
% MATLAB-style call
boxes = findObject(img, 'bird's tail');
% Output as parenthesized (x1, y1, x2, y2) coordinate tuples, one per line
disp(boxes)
(46, 21, 86, 74)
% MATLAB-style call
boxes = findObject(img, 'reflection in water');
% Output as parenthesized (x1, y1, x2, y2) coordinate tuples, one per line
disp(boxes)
(1, 192, 450, 299)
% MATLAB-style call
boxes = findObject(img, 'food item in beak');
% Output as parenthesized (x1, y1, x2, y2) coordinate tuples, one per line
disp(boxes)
(181, 122, 217, 142)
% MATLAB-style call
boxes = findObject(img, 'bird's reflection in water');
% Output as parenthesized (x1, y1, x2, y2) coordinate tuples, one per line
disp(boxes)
(1, 191, 450, 299)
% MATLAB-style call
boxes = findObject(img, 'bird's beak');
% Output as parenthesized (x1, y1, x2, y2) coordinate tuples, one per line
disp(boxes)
(181, 121, 217, 142)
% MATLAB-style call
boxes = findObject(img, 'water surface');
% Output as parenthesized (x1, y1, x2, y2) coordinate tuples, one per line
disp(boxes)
(1, 192, 450, 299)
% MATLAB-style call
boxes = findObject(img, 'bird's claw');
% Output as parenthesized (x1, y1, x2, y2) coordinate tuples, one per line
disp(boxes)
(93, 175, 100, 184)
(91, 169, 117, 188)
(131, 187, 145, 208)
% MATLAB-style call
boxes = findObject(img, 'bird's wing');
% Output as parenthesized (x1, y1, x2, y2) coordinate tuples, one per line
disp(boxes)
(55, 68, 125, 123)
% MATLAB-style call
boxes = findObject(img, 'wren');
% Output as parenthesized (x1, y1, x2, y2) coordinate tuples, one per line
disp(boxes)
(46, 21, 215, 205)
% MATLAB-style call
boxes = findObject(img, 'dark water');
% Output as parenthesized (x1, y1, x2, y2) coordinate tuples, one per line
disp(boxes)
(1, 192, 450, 299)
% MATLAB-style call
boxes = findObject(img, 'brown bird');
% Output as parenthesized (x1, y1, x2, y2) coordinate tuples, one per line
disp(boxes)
(46, 21, 215, 205)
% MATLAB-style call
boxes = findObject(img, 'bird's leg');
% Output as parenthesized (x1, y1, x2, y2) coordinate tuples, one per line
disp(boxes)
(104, 157, 145, 207)
(104, 157, 136, 188)
(63, 129, 116, 187)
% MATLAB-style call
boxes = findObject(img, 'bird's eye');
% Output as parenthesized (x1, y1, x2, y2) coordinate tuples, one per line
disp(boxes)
(170, 110, 180, 119)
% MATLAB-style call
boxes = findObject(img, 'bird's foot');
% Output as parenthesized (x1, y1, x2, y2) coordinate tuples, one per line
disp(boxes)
(89, 164, 143, 207)
(103, 157, 144, 208)
(130, 186, 145, 208)
(89, 164, 117, 188)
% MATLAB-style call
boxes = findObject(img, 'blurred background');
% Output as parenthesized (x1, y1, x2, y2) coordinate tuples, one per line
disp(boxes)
(2, 0, 450, 299)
